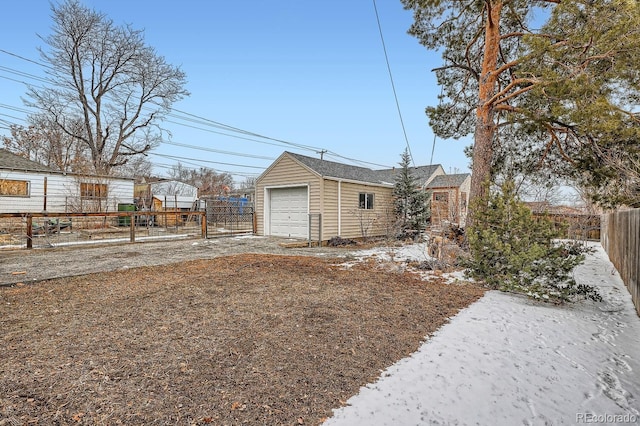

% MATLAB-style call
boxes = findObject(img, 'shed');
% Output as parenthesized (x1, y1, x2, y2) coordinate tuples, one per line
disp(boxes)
(0, 149, 134, 213)
(135, 179, 199, 209)
(426, 173, 471, 226)
(255, 152, 445, 241)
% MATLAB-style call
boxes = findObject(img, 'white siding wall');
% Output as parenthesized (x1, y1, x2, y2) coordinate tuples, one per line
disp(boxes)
(0, 170, 134, 213)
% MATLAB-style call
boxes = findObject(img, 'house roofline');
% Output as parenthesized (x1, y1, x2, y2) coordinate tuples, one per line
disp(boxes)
(1, 167, 135, 181)
(323, 175, 394, 188)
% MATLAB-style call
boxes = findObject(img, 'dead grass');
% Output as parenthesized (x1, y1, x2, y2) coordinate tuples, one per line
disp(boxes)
(0, 254, 485, 425)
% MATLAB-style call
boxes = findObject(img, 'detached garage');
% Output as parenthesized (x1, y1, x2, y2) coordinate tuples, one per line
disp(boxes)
(255, 151, 445, 242)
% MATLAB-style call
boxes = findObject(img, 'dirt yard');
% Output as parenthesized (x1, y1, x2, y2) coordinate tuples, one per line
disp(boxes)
(1, 244, 485, 425)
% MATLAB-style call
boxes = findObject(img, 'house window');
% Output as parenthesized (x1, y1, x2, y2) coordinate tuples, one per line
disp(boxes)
(80, 182, 108, 199)
(0, 179, 29, 197)
(359, 192, 374, 209)
(433, 192, 449, 202)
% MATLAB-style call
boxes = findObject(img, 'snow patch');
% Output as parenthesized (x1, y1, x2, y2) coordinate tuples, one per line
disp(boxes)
(324, 243, 640, 424)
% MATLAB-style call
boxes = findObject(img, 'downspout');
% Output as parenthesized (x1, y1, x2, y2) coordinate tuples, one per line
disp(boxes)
(338, 180, 342, 236)
(42, 177, 48, 213)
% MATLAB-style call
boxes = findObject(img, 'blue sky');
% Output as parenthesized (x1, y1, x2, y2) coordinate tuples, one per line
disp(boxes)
(0, 1, 472, 184)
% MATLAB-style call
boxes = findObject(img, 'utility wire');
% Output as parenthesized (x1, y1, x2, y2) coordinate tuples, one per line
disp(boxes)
(0, 48, 397, 170)
(150, 152, 267, 169)
(0, 49, 53, 70)
(372, 0, 414, 167)
(430, 84, 444, 165)
(162, 140, 275, 160)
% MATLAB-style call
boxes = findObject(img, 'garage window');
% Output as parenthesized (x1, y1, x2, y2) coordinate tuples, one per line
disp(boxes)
(359, 193, 374, 210)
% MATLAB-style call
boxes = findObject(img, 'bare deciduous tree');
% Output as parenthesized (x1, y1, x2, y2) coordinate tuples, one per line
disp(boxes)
(26, 0, 188, 175)
(169, 163, 235, 197)
(1, 116, 90, 173)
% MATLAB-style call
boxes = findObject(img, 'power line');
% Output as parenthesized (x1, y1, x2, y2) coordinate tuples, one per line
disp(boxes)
(162, 140, 275, 160)
(161, 118, 316, 152)
(151, 161, 260, 178)
(0, 103, 33, 115)
(0, 65, 50, 84)
(0, 49, 53, 70)
(372, 0, 414, 167)
(0, 48, 398, 170)
(150, 152, 266, 169)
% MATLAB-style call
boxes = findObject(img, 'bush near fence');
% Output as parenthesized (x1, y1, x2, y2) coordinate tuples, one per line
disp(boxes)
(601, 209, 640, 317)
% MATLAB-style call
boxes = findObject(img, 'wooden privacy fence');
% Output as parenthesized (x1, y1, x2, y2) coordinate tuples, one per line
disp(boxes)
(0, 211, 206, 249)
(601, 209, 640, 317)
(532, 213, 601, 241)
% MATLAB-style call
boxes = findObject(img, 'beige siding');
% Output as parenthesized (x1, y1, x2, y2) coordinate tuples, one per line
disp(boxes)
(322, 180, 339, 238)
(257, 152, 406, 241)
(337, 181, 394, 240)
(255, 155, 321, 236)
(459, 177, 471, 226)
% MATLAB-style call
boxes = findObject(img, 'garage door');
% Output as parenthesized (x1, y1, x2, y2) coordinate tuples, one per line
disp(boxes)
(269, 186, 308, 238)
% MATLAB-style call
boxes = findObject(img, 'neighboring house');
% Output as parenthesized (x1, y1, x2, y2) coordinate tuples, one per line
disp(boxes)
(255, 151, 454, 241)
(426, 173, 471, 227)
(135, 179, 199, 210)
(0, 148, 134, 213)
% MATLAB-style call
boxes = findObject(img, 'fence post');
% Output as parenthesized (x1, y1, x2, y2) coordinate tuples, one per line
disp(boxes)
(253, 210, 257, 234)
(201, 211, 207, 238)
(26, 215, 33, 249)
(130, 212, 135, 243)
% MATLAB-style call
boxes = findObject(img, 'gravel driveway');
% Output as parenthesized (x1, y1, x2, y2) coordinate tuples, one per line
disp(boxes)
(0, 235, 343, 286)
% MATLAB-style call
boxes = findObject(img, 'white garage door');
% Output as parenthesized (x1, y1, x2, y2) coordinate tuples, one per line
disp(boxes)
(269, 187, 308, 238)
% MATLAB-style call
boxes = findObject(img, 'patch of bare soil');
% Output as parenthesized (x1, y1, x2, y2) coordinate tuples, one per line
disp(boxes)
(0, 254, 485, 425)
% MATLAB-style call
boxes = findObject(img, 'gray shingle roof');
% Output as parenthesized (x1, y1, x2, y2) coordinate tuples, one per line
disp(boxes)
(0, 149, 56, 173)
(426, 173, 470, 189)
(286, 152, 442, 186)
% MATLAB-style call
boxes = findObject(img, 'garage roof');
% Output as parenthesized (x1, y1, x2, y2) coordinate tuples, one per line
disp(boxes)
(287, 152, 441, 187)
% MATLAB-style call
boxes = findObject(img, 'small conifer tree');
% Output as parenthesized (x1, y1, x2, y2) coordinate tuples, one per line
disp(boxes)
(393, 149, 430, 238)
(464, 181, 601, 302)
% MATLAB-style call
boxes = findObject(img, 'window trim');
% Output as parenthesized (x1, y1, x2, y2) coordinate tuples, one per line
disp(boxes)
(0, 179, 30, 197)
(80, 182, 108, 200)
(433, 191, 449, 203)
(358, 192, 375, 210)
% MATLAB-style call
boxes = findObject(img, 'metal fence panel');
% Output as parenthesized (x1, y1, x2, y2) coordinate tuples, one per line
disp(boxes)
(0, 211, 205, 250)
(205, 201, 255, 237)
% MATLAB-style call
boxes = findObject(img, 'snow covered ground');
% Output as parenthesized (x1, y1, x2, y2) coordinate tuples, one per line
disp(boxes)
(325, 242, 640, 425)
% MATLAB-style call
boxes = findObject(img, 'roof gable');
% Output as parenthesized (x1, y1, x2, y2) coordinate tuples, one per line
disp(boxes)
(426, 173, 471, 189)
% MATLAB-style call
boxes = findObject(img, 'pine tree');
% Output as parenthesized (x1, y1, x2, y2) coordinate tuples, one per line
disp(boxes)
(393, 149, 430, 238)
(464, 181, 601, 302)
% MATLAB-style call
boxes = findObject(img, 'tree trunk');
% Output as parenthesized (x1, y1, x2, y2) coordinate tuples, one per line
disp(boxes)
(467, 0, 503, 228)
